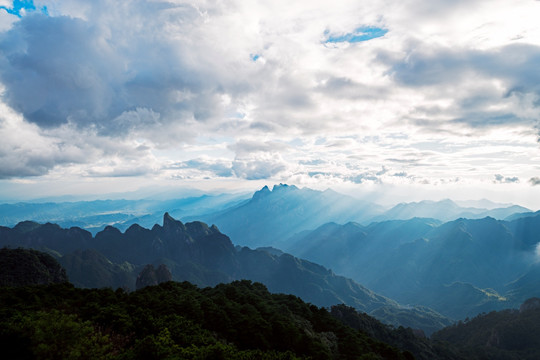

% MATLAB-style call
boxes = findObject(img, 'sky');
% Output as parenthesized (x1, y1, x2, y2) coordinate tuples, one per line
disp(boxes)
(1, 0, 540, 208)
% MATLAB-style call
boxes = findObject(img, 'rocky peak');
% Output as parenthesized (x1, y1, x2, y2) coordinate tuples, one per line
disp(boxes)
(272, 183, 298, 192)
(252, 185, 271, 201)
(163, 212, 185, 232)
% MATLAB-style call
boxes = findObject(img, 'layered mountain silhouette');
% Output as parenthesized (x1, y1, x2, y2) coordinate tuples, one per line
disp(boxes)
(0, 193, 249, 234)
(198, 184, 384, 247)
(0, 214, 450, 334)
(0, 185, 529, 243)
(372, 199, 530, 223)
(193, 185, 530, 248)
(284, 215, 540, 319)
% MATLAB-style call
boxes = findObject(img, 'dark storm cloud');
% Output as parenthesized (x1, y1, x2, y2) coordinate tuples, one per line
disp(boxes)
(0, 5, 229, 135)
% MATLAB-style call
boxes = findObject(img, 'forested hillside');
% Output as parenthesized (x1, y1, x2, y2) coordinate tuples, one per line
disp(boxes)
(0, 280, 413, 360)
(432, 298, 540, 359)
(0, 247, 68, 286)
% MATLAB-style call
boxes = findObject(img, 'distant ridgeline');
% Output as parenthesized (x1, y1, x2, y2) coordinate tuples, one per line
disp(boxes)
(283, 214, 540, 320)
(0, 213, 450, 335)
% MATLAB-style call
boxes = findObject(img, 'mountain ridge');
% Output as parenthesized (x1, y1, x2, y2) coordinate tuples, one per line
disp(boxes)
(284, 214, 540, 319)
(0, 214, 451, 334)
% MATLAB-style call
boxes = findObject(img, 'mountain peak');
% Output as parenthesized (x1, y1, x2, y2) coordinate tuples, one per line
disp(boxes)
(13, 220, 41, 233)
(272, 183, 298, 192)
(185, 221, 213, 238)
(252, 185, 271, 201)
(162, 212, 184, 230)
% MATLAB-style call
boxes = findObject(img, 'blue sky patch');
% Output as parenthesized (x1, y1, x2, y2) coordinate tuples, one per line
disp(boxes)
(325, 26, 388, 43)
(0, 0, 48, 17)
(250, 54, 260, 62)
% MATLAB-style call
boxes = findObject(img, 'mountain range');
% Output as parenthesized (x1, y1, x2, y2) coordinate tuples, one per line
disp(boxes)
(1, 184, 538, 333)
(283, 215, 540, 319)
(372, 199, 530, 223)
(196, 184, 384, 247)
(197, 185, 531, 248)
(0, 213, 451, 335)
(1, 184, 530, 243)
(0, 192, 249, 234)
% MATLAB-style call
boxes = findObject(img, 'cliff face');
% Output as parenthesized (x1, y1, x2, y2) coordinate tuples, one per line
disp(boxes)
(0, 248, 68, 286)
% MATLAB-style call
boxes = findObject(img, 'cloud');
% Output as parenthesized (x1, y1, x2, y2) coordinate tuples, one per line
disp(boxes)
(347, 173, 381, 184)
(529, 177, 540, 186)
(315, 76, 388, 100)
(0, 102, 78, 178)
(388, 44, 540, 92)
(232, 154, 288, 180)
(169, 158, 235, 178)
(493, 174, 520, 184)
(85, 164, 154, 178)
(164, 154, 289, 181)
(0, 0, 538, 204)
(382, 43, 540, 131)
(376, 166, 388, 175)
(0, 97, 156, 179)
(0, 1, 243, 137)
(0, 7, 17, 31)
(228, 140, 290, 157)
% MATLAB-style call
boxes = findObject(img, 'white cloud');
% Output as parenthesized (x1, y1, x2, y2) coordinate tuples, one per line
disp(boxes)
(530, 177, 540, 186)
(0, 0, 539, 206)
(232, 153, 289, 180)
(493, 174, 520, 184)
